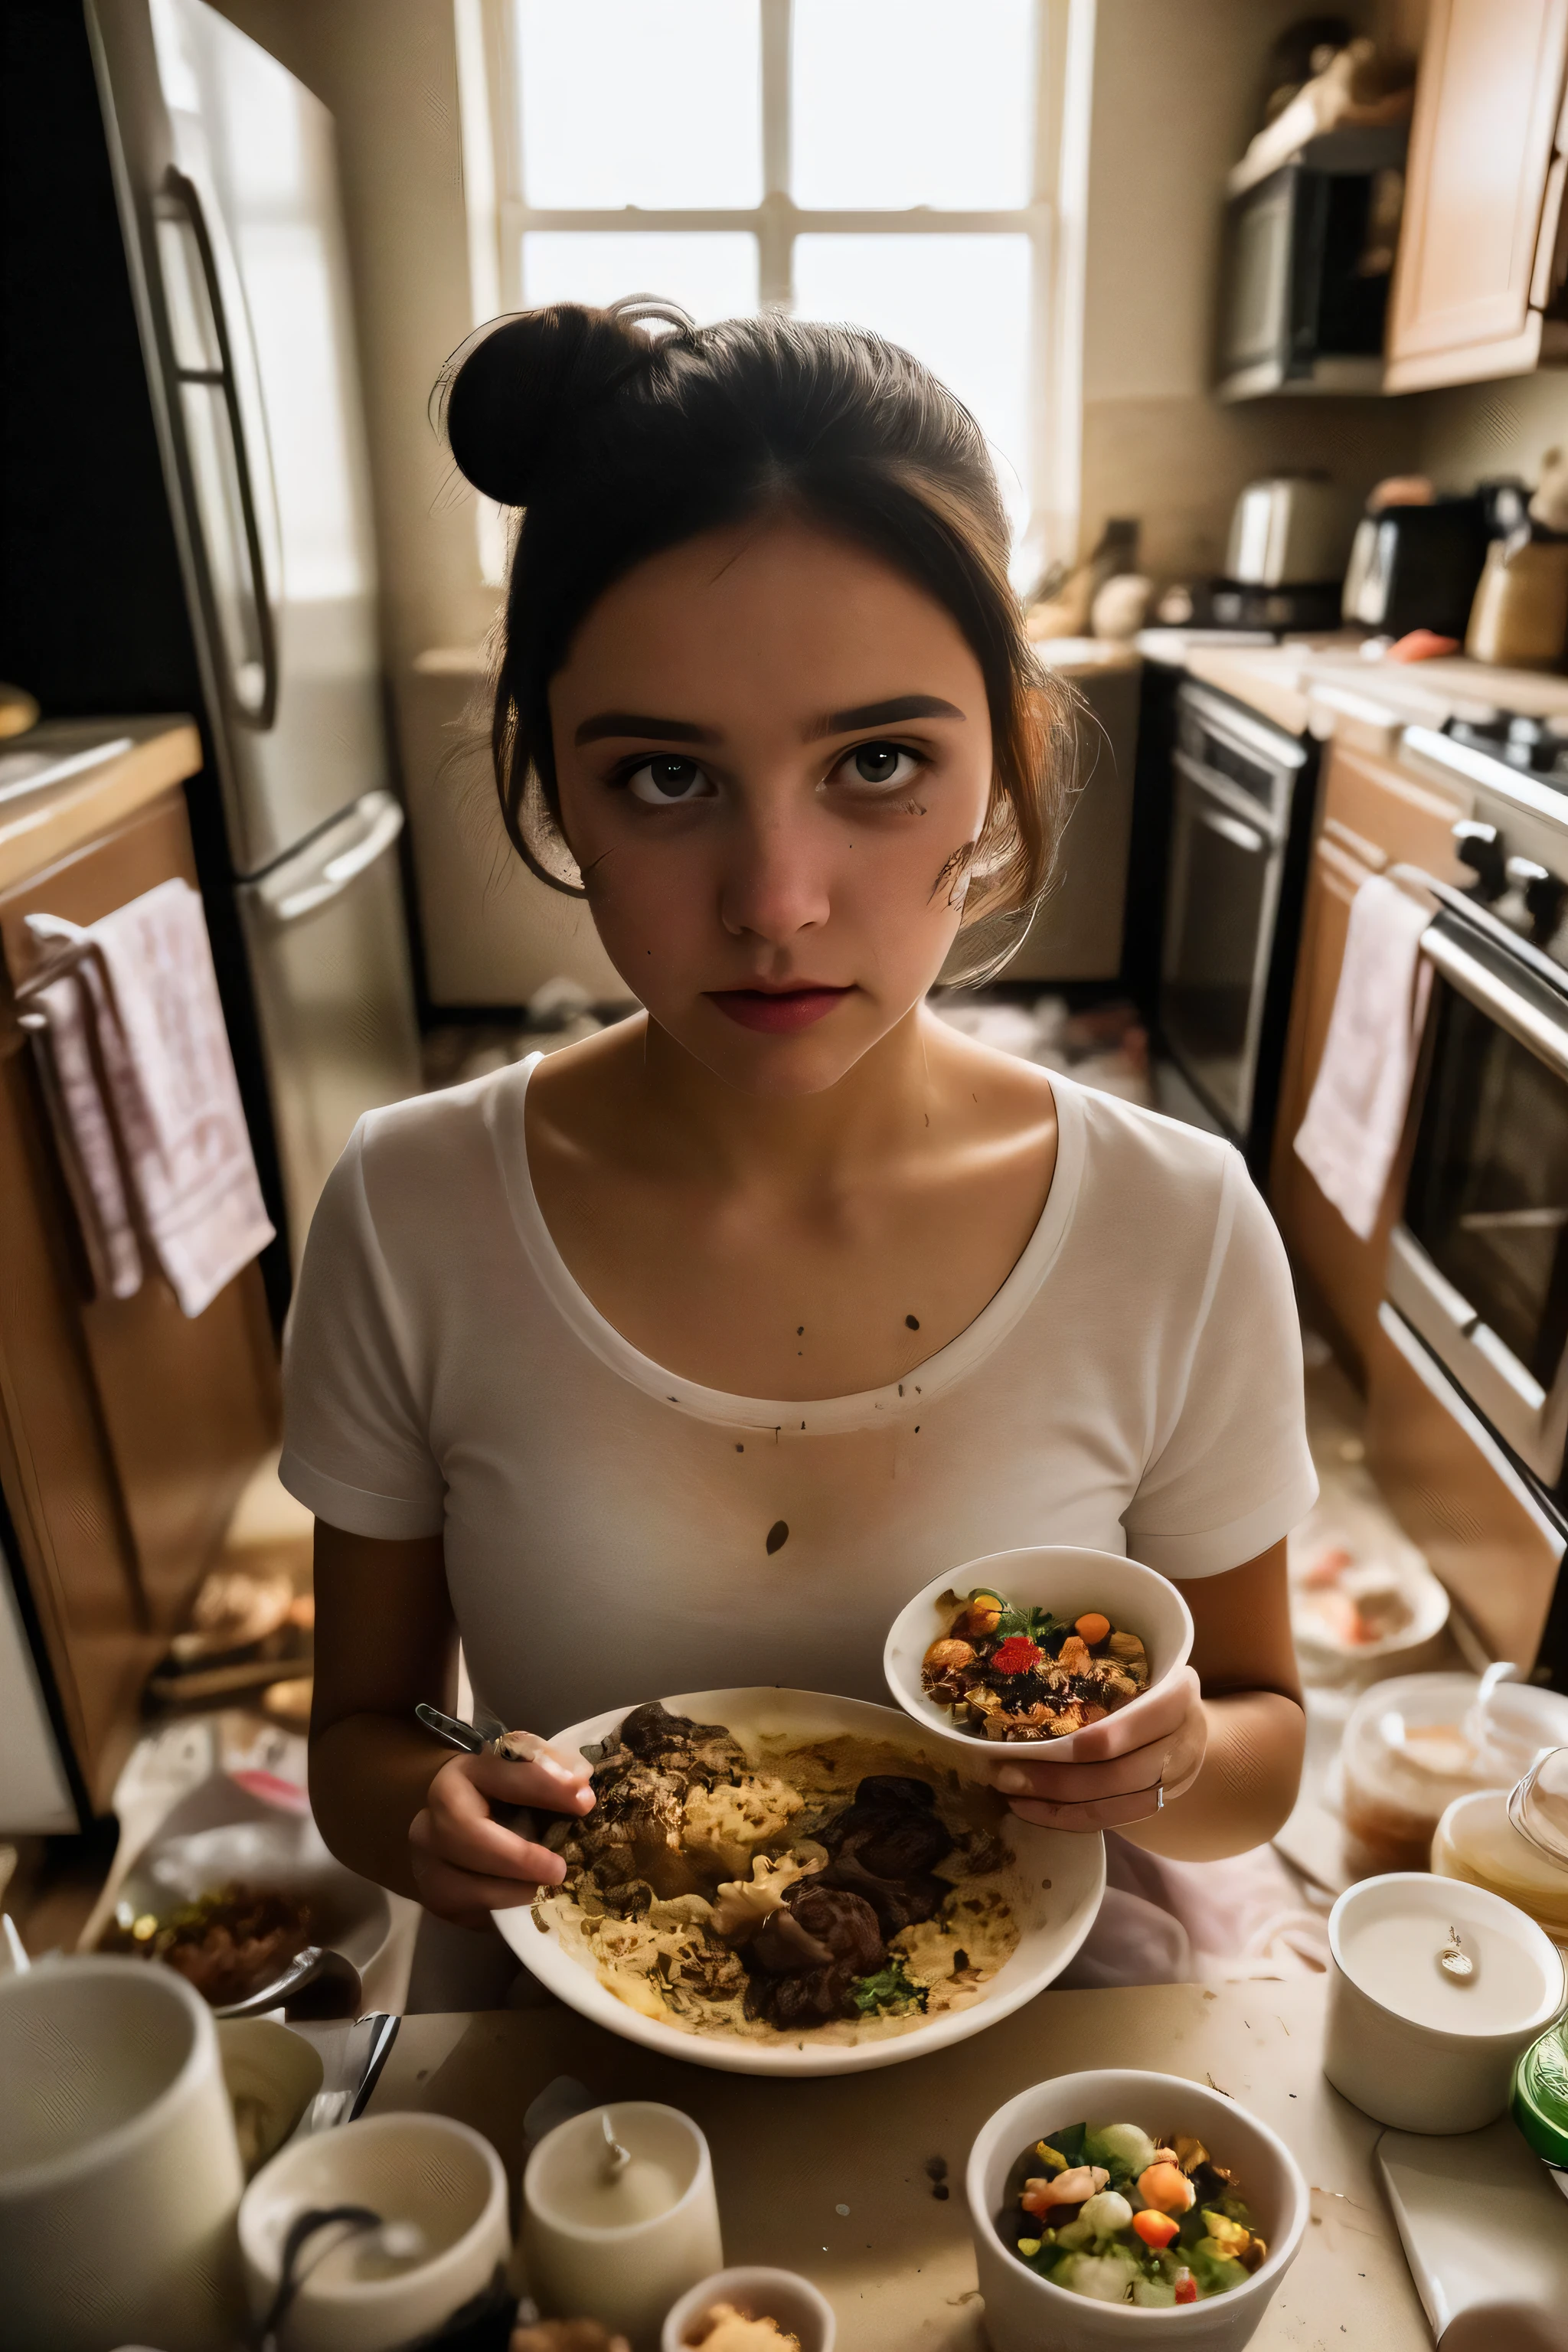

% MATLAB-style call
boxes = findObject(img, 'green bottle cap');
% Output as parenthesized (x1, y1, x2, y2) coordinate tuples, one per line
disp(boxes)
(1513, 2016, 1568, 2169)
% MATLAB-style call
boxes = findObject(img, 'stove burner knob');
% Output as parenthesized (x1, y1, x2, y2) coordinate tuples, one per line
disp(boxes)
(1506, 855, 1568, 945)
(1453, 819, 1507, 903)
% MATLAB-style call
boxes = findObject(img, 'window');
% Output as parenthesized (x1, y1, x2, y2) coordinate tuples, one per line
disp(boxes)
(455, 0, 1063, 580)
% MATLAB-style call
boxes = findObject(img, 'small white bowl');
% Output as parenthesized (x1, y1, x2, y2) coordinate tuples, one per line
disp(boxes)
(238, 2112, 509, 2352)
(966, 2069, 1308, 2352)
(662, 2264, 836, 2351)
(885, 1547, 1195, 1766)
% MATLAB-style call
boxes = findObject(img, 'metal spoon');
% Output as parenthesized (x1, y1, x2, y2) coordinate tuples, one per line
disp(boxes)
(214, 1943, 327, 2019)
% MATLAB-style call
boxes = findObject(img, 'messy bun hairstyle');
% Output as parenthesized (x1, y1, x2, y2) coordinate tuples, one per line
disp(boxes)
(442, 297, 1079, 979)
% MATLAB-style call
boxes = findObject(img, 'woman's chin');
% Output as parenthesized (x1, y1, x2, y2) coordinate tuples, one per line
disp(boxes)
(660, 1001, 899, 1097)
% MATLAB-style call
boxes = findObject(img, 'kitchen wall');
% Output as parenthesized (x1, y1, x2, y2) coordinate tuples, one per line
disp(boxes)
(1076, 0, 1417, 582)
(1416, 374, 1568, 498)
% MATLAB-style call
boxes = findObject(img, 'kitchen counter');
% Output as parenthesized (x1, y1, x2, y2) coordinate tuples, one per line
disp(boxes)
(368, 1978, 1428, 2352)
(0, 717, 201, 895)
(1164, 635, 1568, 746)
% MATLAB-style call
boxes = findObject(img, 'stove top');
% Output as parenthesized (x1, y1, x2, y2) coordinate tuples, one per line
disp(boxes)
(1444, 707, 1568, 783)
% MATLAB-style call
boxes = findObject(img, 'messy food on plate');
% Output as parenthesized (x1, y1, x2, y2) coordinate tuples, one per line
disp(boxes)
(536, 1702, 1019, 2045)
(999, 2121, 1267, 2306)
(682, 2306, 799, 2350)
(922, 1588, 1150, 1741)
(98, 1881, 313, 2008)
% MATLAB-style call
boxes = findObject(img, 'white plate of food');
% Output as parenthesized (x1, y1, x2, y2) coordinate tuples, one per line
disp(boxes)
(884, 1547, 1194, 1766)
(492, 1687, 1106, 2076)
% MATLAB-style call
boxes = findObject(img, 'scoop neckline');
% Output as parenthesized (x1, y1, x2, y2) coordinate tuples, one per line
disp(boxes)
(488, 1053, 1086, 1436)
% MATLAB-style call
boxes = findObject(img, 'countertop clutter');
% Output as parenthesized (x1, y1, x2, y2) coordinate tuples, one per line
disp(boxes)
(367, 1982, 1426, 2352)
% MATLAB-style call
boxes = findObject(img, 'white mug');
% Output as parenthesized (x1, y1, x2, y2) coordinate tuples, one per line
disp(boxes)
(0, 1955, 247, 2352)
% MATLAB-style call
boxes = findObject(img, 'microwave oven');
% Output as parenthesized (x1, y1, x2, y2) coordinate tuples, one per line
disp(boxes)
(1217, 127, 1406, 402)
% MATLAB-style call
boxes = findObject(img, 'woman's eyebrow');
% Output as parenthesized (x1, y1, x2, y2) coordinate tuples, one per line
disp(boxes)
(574, 710, 722, 746)
(808, 694, 965, 738)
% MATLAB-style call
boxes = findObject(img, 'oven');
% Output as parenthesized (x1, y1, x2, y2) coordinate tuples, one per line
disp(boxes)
(1159, 681, 1315, 1170)
(1390, 897, 1568, 1491)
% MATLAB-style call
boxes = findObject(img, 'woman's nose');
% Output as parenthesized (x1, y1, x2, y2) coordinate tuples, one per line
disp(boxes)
(717, 804, 834, 944)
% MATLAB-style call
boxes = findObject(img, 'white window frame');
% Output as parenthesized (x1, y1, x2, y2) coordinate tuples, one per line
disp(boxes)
(454, 0, 1082, 583)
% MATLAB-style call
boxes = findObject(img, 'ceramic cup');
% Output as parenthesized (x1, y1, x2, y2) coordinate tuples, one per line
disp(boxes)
(0, 1954, 247, 2352)
(965, 2067, 1308, 2352)
(524, 2102, 724, 2352)
(662, 2265, 836, 2352)
(1325, 1873, 1567, 2133)
(238, 2110, 510, 2352)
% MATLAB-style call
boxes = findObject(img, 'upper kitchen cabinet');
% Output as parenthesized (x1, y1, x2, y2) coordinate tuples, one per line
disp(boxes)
(1385, 0, 1568, 389)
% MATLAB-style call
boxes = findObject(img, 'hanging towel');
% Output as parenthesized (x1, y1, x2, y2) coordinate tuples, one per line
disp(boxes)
(1293, 871, 1432, 1242)
(25, 880, 274, 1317)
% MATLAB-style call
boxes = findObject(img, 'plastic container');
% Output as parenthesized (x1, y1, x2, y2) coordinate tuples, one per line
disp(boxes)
(1340, 1671, 1568, 1877)
(1513, 2016, 1568, 2197)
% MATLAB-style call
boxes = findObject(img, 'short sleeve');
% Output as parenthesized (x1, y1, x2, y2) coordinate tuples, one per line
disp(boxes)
(1123, 1150, 1317, 1577)
(279, 1120, 446, 1540)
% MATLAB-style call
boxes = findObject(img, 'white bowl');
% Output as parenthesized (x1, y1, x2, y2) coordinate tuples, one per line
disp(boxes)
(238, 2112, 510, 2352)
(966, 2069, 1308, 2352)
(662, 2265, 836, 2352)
(884, 1547, 1195, 1766)
(493, 1686, 1106, 2077)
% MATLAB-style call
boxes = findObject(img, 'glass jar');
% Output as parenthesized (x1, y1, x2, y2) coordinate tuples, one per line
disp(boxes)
(1341, 1672, 1568, 1877)
(1432, 1789, 1568, 1945)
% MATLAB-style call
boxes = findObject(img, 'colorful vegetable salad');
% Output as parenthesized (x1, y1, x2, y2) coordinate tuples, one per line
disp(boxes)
(923, 1589, 1150, 1741)
(999, 2120, 1267, 2305)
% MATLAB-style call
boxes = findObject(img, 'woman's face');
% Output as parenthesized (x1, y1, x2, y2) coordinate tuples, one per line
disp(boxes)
(547, 513, 995, 1096)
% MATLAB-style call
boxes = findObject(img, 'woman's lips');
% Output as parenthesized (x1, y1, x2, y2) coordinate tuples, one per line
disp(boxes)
(706, 985, 855, 1034)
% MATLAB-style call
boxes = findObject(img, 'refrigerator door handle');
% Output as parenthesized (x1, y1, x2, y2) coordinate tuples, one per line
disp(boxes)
(162, 166, 279, 731)
(258, 793, 406, 925)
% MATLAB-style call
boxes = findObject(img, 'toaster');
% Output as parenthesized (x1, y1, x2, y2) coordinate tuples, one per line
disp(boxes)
(1226, 475, 1357, 586)
(1341, 495, 1488, 638)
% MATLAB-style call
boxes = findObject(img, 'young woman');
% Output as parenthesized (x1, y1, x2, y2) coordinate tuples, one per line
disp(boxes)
(283, 302, 1314, 1980)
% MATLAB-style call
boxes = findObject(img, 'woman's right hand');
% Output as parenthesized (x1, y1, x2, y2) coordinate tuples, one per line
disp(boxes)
(409, 1733, 596, 1929)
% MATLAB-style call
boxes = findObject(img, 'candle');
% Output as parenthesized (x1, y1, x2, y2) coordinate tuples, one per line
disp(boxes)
(522, 2103, 724, 2352)
(1325, 1873, 1566, 2133)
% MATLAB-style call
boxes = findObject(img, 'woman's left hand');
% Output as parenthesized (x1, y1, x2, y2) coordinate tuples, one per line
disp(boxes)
(991, 1664, 1206, 1832)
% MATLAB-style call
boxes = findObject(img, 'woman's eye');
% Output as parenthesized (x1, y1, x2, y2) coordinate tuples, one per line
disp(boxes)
(841, 741, 920, 789)
(625, 756, 713, 806)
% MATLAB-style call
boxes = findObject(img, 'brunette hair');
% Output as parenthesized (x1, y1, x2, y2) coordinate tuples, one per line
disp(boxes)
(441, 298, 1079, 979)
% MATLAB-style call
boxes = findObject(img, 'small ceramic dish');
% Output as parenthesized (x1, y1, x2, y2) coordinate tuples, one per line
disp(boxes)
(966, 2068, 1308, 2352)
(662, 2264, 836, 2351)
(238, 2112, 510, 2352)
(884, 1546, 1194, 1767)
(217, 2016, 324, 2177)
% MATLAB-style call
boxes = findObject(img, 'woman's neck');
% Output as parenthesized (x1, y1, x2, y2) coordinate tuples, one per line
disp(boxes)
(619, 1002, 956, 1197)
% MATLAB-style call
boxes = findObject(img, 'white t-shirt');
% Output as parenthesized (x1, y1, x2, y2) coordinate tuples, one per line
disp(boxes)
(279, 1060, 1317, 1736)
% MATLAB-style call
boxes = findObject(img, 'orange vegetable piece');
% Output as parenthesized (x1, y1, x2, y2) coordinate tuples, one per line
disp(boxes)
(1136, 2162, 1196, 2216)
(1075, 1612, 1112, 1645)
(1132, 2210, 1180, 2249)
(1174, 2271, 1197, 2304)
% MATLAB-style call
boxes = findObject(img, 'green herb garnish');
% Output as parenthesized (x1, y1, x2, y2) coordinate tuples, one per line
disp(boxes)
(850, 1958, 930, 2016)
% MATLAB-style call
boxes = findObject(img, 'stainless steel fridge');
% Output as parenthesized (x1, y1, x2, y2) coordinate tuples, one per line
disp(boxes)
(83, 0, 423, 1269)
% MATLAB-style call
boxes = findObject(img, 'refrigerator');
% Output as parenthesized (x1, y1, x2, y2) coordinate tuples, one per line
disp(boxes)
(0, 0, 422, 1298)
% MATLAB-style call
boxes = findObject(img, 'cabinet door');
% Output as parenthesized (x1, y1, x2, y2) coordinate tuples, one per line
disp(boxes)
(1270, 744, 1464, 1375)
(1386, 0, 1568, 389)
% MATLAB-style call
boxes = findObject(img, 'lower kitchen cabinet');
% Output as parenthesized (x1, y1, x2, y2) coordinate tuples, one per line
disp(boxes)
(0, 766, 279, 1812)
(1271, 740, 1467, 1377)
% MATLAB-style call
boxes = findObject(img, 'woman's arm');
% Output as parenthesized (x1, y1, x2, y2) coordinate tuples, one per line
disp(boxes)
(309, 1520, 593, 1927)
(996, 1541, 1305, 1862)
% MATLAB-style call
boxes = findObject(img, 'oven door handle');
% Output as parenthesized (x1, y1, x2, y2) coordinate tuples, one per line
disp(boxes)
(1195, 802, 1268, 856)
(1423, 923, 1568, 1082)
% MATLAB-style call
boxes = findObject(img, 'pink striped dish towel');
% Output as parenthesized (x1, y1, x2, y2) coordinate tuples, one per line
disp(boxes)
(1293, 871, 1432, 1241)
(25, 880, 274, 1317)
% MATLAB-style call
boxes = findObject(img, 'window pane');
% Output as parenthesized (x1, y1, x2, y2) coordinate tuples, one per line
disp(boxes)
(793, 234, 1032, 528)
(523, 231, 758, 324)
(792, 0, 1033, 211)
(516, 0, 762, 208)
